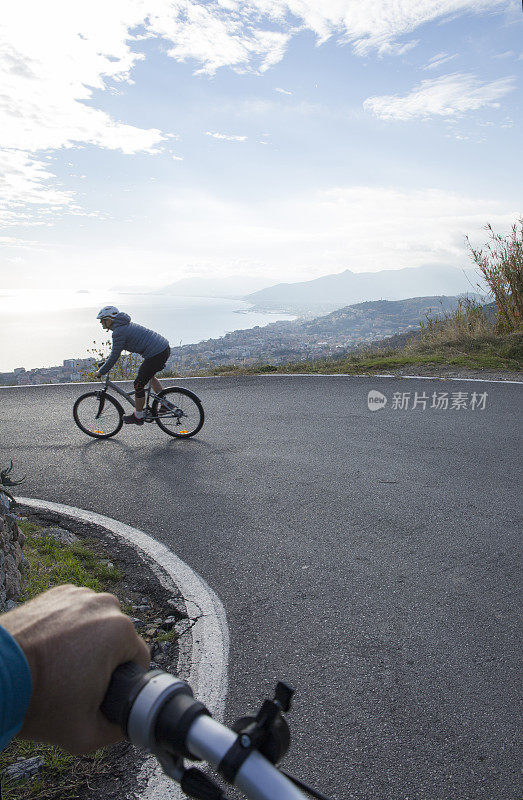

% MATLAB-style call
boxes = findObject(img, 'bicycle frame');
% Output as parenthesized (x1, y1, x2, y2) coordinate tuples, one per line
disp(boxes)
(100, 375, 163, 410)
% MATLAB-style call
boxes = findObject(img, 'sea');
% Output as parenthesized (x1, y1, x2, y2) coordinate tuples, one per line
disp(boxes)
(0, 291, 296, 373)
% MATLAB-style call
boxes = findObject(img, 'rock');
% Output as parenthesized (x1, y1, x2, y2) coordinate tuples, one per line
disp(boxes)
(160, 616, 178, 631)
(167, 597, 186, 615)
(1, 507, 27, 611)
(43, 527, 79, 545)
(130, 618, 144, 629)
(174, 619, 192, 637)
(3, 756, 45, 781)
(5, 554, 21, 599)
(0, 493, 10, 514)
(4, 599, 17, 611)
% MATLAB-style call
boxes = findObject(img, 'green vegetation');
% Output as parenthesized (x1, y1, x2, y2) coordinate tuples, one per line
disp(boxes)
(156, 628, 178, 643)
(79, 339, 141, 381)
(18, 520, 121, 602)
(196, 331, 521, 377)
(0, 737, 109, 800)
(0, 520, 121, 799)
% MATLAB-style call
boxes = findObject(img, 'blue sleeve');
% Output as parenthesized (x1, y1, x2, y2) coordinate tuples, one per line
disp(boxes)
(0, 625, 32, 750)
(99, 330, 125, 375)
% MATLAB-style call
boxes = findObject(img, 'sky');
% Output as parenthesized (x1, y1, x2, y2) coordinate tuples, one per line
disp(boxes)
(0, 0, 522, 307)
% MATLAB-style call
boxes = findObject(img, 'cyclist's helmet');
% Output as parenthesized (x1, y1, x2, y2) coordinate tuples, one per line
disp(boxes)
(96, 306, 119, 320)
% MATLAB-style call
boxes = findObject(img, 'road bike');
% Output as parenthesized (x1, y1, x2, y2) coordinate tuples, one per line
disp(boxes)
(101, 662, 334, 800)
(73, 371, 204, 440)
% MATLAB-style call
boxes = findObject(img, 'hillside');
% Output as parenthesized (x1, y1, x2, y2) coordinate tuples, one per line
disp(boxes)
(244, 264, 483, 314)
(165, 295, 469, 373)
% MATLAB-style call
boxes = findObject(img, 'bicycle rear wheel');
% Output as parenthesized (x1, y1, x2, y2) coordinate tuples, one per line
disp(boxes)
(151, 388, 204, 438)
(73, 392, 123, 438)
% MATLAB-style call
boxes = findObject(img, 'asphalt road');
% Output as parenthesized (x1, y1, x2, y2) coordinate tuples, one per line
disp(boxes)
(1, 375, 521, 800)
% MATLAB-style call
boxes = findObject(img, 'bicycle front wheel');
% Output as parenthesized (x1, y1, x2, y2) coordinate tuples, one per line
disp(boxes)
(73, 392, 123, 439)
(151, 388, 204, 438)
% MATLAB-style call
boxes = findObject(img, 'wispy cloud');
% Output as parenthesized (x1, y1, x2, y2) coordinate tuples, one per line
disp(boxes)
(423, 52, 458, 70)
(363, 73, 516, 120)
(0, 150, 76, 224)
(275, 87, 293, 95)
(377, 40, 419, 57)
(205, 131, 247, 142)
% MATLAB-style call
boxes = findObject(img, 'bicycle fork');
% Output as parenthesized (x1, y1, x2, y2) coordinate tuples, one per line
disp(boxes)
(95, 390, 108, 419)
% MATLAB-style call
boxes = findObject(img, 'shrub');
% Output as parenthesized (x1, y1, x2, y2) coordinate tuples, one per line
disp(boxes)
(416, 296, 493, 347)
(467, 219, 523, 332)
(80, 339, 141, 381)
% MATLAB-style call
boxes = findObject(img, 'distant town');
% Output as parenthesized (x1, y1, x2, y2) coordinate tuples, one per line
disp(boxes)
(0, 295, 464, 385)
(0, 359, 97, 386)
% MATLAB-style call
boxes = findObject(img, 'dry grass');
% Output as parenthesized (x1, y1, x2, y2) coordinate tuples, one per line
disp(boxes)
(467, 219, 523, 332)
(414, 296, 494, 349)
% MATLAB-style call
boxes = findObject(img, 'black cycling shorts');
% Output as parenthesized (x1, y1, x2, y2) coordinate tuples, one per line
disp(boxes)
(134, 345, 171, 390)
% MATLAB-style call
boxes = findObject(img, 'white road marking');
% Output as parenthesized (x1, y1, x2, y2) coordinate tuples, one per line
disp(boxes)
(16, 496, 229, 800)
(2, 373, 522, 388)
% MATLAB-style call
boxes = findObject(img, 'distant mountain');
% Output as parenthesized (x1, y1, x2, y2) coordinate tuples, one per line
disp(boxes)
(159, 275, 274, 298)
(244, 264, 485, 313)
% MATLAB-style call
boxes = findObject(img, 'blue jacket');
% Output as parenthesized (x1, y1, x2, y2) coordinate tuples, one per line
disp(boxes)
(0, 626, 32, 749)
(99, 313, 169, 375)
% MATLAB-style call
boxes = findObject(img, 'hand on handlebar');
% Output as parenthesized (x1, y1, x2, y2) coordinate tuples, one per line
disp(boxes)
(0, 585, 150, 754)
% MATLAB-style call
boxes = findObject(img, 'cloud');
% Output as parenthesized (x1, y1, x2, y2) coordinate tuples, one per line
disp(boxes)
(1, 7, 165, 154)
(0, 1, 513, 223)
(2, 183, 519, 296)
(275, 87, 293, 95)
(0, 3, 167, 224)
(363, 72, 516, 120)
(423, 52, 458, 70)
(377, 39, 419, 57)
(0, 150, 76, 224)
(205, 131, 247, 141)
(146, 4, 291, 75)
(144, 1, 511, 69)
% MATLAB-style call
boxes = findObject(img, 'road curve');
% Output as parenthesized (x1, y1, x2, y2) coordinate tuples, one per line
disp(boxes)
(1, 375, 521, 800)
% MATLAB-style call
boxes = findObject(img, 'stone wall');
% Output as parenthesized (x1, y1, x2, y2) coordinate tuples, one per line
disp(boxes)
(0, 492, 25, 611)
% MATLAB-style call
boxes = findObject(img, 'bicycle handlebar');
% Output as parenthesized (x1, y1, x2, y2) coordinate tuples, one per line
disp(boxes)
(101, 662, 308, 800)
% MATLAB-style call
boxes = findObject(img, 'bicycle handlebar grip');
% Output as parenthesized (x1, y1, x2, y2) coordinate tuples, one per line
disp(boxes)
(100, 661, 148, 730)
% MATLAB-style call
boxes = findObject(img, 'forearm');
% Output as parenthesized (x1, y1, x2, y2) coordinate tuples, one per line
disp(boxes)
(99, 344, 123, 375)
(0, 626, 32, 750)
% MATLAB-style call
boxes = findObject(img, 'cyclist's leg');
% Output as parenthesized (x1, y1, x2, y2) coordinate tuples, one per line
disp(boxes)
(137, 347, 170, 412)
(133, 365, 148, 413)
(150, 376, 162, 393)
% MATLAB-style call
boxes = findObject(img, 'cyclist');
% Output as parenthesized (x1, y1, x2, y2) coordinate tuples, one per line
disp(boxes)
(0, 585, 149, 752)
(94, 307, 171, 426)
